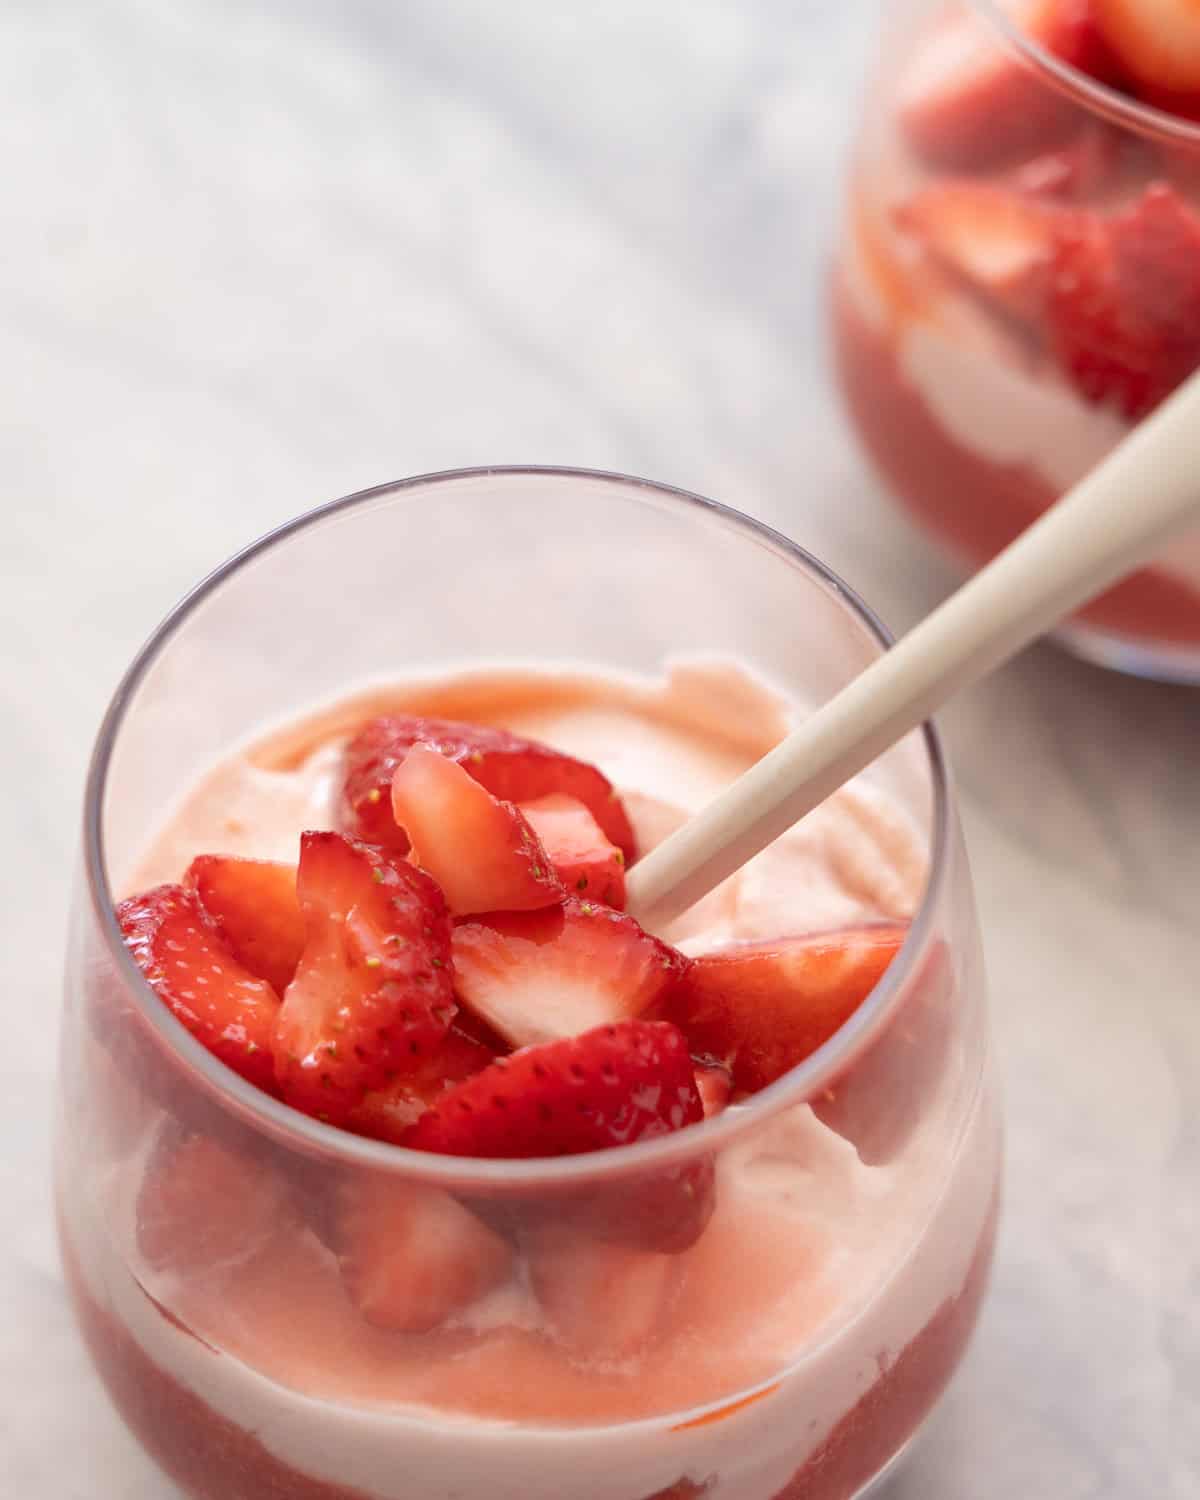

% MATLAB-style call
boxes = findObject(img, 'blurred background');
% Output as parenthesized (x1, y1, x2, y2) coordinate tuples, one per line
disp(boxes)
(4, 2, 1197, 1496)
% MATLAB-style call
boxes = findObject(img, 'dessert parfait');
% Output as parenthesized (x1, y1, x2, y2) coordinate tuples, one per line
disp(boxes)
(56, 470, 1000, 1500)
(834, 0, 1200, 680)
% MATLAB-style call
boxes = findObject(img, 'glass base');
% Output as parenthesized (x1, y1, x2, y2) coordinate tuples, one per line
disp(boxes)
(853, 1430, 918, 1498)
(1050, 620, 1200, 686)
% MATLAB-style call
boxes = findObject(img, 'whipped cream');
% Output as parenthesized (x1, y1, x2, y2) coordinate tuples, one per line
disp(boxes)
(844, 199, 1200, 591)
(67, 662, 998, 1500)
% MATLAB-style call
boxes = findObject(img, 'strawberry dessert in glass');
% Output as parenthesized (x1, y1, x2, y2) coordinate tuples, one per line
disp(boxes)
(833, 0, 1200, 681)
(57, 469, 1001, 1500)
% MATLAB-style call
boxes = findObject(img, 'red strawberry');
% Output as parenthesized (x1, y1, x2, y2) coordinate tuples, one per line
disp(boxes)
(407, 1020, 703, 1158)
(137, 1133, 293, 1275)
(1095, 0, 1200, 115)
(336, 1180, 512, 1332)
(693, 1056, 733, 1119)
(344, 1023, 497, 1144)
(1009, 124, 1129, 200)
(409, 1020, 713, 1252)
(185, 855, 305, 996)
(518, 794, 626, 907)
(526, 1226, 678, 1360)
(390, 746, 562, 916)
(451, 899, 689, 1049)
(118, 885, 281, 1094)
(895, 181, 1056, 326)
(1047, 183, 1200, 417)
(812, 938, 956, 1166)
(272, 833, 456, 1122)
(897, 0, 1114, 171)
(342, 714, 636, 862)
(664, 926, 908, 1094)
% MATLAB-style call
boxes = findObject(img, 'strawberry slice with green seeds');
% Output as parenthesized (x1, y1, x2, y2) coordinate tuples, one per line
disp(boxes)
(390, 745, 562, 916)
(344, 1023, 498, 1144)
(185, 854, 305, 996)
(342, 713, 636, 862)
(117, 884, 281, 1094)
(664, 925, 908, 1094)
(408, 1019, 703, 1157)
(272, 832, 456, 1122)
(451, 898, 689, 1049)
(518, 793, 627, 908)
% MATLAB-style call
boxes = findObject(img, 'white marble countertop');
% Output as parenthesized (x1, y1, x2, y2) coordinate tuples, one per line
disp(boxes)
(3, 1, 1197, 1495)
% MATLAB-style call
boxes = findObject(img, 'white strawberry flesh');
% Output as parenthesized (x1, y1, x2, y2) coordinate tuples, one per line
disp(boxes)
(451, 899, 688, 1049)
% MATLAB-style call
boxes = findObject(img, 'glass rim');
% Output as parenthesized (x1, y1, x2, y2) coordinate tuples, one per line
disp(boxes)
(969, 0, 1200, 147)
(83, 464, 954, 1189)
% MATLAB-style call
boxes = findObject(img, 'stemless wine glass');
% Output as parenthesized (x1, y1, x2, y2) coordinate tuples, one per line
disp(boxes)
(832, 0, 1200, 683)
(57, 468, 1001, 1500)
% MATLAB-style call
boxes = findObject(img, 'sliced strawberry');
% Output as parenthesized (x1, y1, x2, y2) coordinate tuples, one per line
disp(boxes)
(1047, 210, 1157, 414)
(518, 794, 626, 908)
(1009, 124, 1130, 200)
(664, 926, 908, 1094)
(451, 899, 689, 1049)
(1095, 0, 1200, 111)
(897, 0, 1113, 171)
(184, 855, 305, 996)
(344, 1024, 497, 1144)
(693, 1056, 733, 1119)
(1111, 181, 1200, 331)
(118, 885, 281, 1094)
(342, 714, 636, 863)
(1157, 140, 1200, 200)
(526, 1226, 678, 1360)
(409, 1020, 713, 1252)
(336, 1179, 512, 1332)
(895, 181, 1056, 326)
(1047, 184, 1200, 417)
(407, 1020, 703, 1158)
(272, 832, 456, 1122)
(390, 746, 562, 917)
(812, 938, 956, 1166)
(137, 1133, 293, 1275)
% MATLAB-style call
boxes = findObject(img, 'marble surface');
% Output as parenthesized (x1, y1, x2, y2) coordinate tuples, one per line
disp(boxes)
(3, 1, 1198, 1495)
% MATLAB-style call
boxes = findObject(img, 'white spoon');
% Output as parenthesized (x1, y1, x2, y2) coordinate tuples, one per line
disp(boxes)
(627, 368, 1200, 930)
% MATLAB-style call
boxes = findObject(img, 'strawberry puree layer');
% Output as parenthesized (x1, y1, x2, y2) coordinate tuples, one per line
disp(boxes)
(60, 1197, 996, 1500)
(66, 664, 999, 1500)
(833, 245, 1200, 648)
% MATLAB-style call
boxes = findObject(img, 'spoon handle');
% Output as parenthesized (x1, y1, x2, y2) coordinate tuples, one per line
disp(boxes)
(627, 369, 1200, 930)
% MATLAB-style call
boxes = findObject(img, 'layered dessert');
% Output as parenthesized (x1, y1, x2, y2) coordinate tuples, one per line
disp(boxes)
(59, 663, 999, 1500)
(834, 0, 1200, 667)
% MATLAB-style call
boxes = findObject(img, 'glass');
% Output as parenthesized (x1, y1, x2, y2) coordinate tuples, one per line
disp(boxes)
(57, 468, 1001, 1500)
(833, 0, 1200, 683)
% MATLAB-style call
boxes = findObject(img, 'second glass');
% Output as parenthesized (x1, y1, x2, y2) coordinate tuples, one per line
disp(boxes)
(833, 0, 1200, 682)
